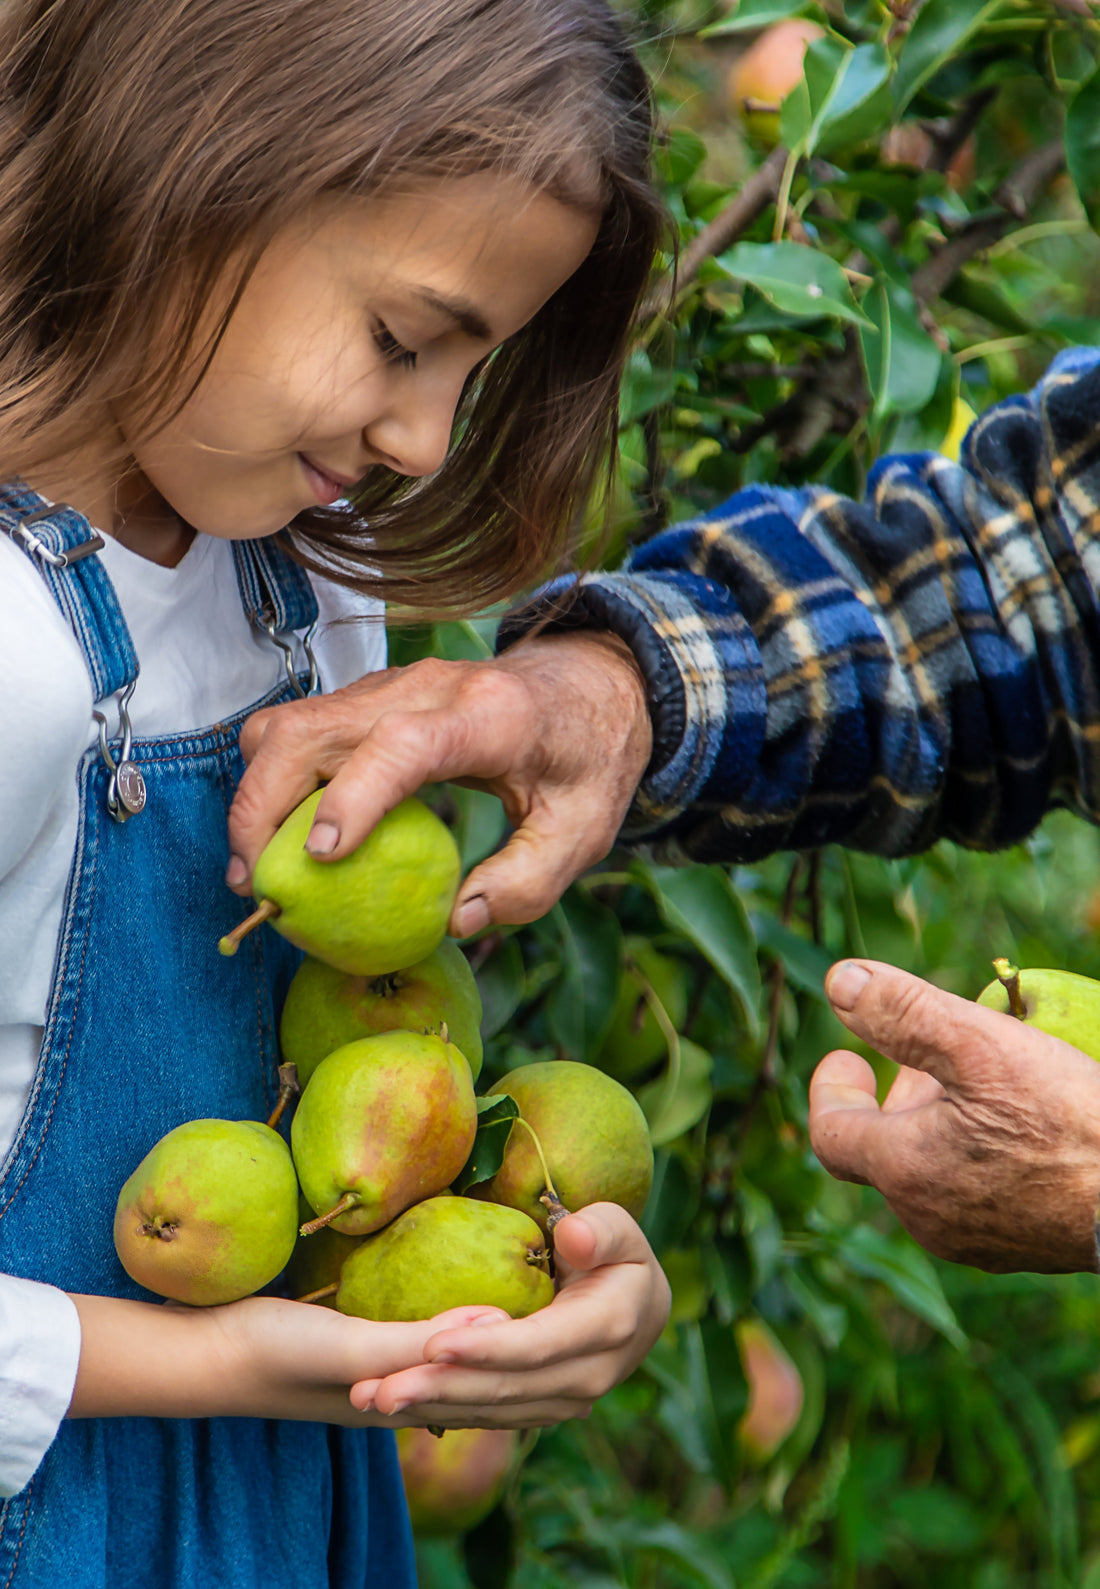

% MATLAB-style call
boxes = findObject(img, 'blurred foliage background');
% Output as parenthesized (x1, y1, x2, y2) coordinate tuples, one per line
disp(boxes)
(393, 1, 1100, 1583)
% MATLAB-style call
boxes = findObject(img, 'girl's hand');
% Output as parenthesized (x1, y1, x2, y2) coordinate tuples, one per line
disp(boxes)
(348, 1204, 670, 1428)
(227, 633, 652, 934)
(68, 1293, 506, 1425)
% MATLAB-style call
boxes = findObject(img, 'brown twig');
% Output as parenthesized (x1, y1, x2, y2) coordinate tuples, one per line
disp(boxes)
(639, 145, 789, 323)
(912, 140, 1066, 305)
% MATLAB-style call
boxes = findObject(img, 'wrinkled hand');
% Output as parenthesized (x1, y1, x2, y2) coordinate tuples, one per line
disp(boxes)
(226, 633, 652, 935)
(808, 959, 1100, 1274)
(349, 1203, 670, 1428)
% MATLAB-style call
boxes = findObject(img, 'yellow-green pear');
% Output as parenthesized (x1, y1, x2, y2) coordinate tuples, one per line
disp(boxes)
(328, 1196, 553, 1320)
(292, 1031, 477, 1236)
(280, 940, 483, 1085)
(477, 1060, 653, 1232)
(977, 957, 1100, 1060)
(219, 791, 460, 976)
(397, 1427, 518, 1536)
(113, 1119, 299, 1305)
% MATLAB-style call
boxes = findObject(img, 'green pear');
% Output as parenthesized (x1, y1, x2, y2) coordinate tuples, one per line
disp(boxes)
(397, 1427, 518, 1536)
(113, 1119, 299, 1305)
(599, 938, 690, 1080)
(477, 1060, 653, 1231)
(219, 791, 461, 976)
(330, 1195, 553, 1320)
(292, 1031, 477, 1236)
(280, 940, 483, 1086)
(977, 957, 1100, 1060)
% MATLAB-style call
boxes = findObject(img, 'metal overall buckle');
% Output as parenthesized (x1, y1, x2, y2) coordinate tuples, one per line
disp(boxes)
(92, 680, 147, 822)
(253, 607, 320, 698)
(4, 503, 106, 567)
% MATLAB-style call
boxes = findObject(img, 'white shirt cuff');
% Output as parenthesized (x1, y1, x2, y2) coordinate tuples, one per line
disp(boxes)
(0, 1276, 81, 1497)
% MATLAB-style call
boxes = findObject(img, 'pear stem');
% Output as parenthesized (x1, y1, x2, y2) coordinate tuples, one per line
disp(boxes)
(219, 898, 280, 957)
(266, 1063, 300, 1131)
(992, 957, 1026, 1019)
(511, 1116, 562, 1209)
(297, 1282, 339, 1305)
(300, 1191, 360, 1238)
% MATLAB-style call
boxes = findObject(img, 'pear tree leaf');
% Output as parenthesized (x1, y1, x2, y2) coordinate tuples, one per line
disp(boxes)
(833, 1223, 967, 1349)
(717, 241, 873, 328)
(859, 278, 944, 419)
(892, 0, 1006, 114)
(453, 1093, 518, 1193)
(542, 887, 622, 1061)
(701, 0, 818, 36)
(633, 860, 761, 1028)
(475, 934, 525, 1041)
(638, 1037, 714, 1147)
(783, 37, 892, 158)
(1067, 62, 1100, 229)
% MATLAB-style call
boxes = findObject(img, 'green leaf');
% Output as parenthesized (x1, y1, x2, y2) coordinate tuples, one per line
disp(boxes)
(892, 0, 1007, 114)
(717, 241, 873, 328)
(428, 617, 495, 661)
(448, 785, 505, 871)
(834, 1224, 967, 1348)
(452, 1093, 518, 1192)
(751, 913, 833, 999)
(783, 38, 892, 157)
(635, 861, 761, 1026)
(542, 887, 622, 1060)
(474, 934, 524, 1041)
(1067, 62, 1100, 229)
(859, 278, 944, 419)
(638, 1036, 714, 1147)
(701, 0, 818, 37)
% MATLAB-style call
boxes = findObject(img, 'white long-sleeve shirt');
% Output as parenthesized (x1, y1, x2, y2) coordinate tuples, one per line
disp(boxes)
(0, 527, 385, 1494)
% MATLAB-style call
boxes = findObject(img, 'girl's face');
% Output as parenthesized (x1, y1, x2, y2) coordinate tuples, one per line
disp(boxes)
(118, 173, 599, 548)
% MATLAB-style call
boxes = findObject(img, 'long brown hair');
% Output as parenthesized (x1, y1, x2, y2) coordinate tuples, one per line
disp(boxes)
(0, 0, 662, 612)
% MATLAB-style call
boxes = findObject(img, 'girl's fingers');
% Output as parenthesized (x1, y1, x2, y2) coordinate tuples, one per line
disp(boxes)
(360, 1349, 621, 1415)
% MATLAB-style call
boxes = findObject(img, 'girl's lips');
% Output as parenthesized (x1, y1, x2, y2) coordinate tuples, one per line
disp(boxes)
(299, 453, 352, 506)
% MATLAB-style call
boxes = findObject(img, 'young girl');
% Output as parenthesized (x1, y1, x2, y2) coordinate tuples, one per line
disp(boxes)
(0, 1, 672, 1582)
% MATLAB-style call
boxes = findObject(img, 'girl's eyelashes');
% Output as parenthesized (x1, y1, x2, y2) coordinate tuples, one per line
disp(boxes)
(372, 319, 418, 370)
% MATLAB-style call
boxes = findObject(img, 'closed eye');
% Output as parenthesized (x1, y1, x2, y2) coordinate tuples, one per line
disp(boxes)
(372, 320, 417, 370)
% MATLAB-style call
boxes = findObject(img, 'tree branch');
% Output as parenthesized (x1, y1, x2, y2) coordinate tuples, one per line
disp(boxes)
(911, 139, 1066, 305)
(640, 145, 789, 323)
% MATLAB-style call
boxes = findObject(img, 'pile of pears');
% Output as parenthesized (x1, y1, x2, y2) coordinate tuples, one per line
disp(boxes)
(114, 792, 653, 1321)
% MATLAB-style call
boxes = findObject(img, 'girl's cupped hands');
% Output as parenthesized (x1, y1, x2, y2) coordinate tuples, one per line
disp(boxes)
(226, 632, 653, 934)
(351, 1203, 671, 1428)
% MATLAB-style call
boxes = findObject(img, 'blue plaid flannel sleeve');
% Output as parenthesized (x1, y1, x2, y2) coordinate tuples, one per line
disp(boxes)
(497, 347, 1100, 862)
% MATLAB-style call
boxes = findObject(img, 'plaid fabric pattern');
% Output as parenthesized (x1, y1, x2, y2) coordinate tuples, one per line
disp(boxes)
(498, 348, 1100, 862)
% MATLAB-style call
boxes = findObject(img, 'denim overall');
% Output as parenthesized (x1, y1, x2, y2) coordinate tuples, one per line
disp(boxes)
(0, 488, 416, 1589)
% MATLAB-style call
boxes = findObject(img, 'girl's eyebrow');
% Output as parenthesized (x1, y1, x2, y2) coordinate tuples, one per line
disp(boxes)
(412, 285, 493, 343)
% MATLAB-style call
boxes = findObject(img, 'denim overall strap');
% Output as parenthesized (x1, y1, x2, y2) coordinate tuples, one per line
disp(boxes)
(233, 535, 318, 635)
(0, 509, 413, 1589)
(0, 484, 136, 703)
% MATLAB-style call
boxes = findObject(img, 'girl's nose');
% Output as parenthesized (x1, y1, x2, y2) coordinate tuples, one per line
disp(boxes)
(365, 378, 458, 479)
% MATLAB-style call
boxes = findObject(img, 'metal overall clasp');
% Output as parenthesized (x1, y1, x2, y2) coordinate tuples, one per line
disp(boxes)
(253, 607, 320, 698)
(92, 680, 147, 822)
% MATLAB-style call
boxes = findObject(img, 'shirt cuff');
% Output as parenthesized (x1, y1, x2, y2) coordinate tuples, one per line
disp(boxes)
(497, 570, 764, 841)
(0, 1276, 81, 1497)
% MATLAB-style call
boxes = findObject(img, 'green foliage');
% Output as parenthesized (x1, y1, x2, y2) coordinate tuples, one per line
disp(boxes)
(400, 2, 1100, 1583)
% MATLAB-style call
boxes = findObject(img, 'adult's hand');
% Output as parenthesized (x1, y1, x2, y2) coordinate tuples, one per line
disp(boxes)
(808, 959, 1100, 1274)
(226, 633, 652, 936)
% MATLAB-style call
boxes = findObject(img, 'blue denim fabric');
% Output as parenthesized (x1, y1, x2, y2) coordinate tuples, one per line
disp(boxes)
(0, 502, 415, 1588)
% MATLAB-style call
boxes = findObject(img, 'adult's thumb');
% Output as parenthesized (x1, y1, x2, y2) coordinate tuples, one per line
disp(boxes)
(449, 817, 598, 937)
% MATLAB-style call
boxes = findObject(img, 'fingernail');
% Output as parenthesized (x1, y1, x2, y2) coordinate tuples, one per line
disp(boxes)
(430, 1351, 457, 1364)
(306, 822, 340, 857)
(454, 894, 491, 937)
(225, 855, 247, 887)
(829, 961, 872, 1011)
(388, 1399, 413, 1415)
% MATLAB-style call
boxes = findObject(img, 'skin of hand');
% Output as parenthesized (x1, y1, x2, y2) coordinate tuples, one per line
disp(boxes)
(225, 630, 653, 936)
(348, 1204, 671, 1428)
(66, 1293, 506, 1424)
(808, 958, 1100, 1274)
